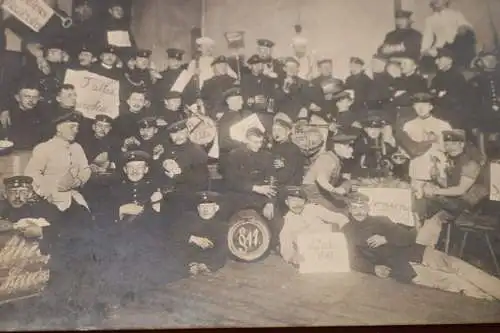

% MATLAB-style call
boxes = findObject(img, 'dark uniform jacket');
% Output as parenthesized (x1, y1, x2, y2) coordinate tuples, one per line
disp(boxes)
(261, 57, 285, 80)
(401, 72, 428, 95)
(123, 68, 155, 99)
(79, 132, 121, 165)
(345, 72, 373, 112)
(161, 141, 209, 193)
(240, 72, 275, 112)
(154, 65, 187, 105)
(274, 76, 310, 121)
(430, 67, 469, 126)
(112, 178, 158, 221)
(0, 199, 59, 223)
(176, 211, 228, 271)
(269, 141, 305, 187)
(98, 18, 137, 58)
(90, 63, 124, 81)
(382, 28, 422, 61)
(4, 102, 49, 150)
(469, 70, 500, 132)
(113, 107, 156, 140)
(225, 147, 277, 210)
(200, 74, 237, 120)
(341, 216, 423, 283)
(155, 108, 187, 134)
(352, 133, 397, 178)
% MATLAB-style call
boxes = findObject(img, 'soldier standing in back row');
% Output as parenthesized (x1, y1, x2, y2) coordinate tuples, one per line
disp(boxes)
(154, 48, 187, 106)
(241, 54, 275, 113)
(379, 10, 422, 61)
(256, 39, 285, 80)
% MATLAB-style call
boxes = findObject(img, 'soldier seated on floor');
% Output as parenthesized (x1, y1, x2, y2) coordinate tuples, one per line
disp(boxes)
(177, 191, 229, 276)
(279, 186, 349, 267)
(0, 176, 57, 239)
(341, 192, 500, 301)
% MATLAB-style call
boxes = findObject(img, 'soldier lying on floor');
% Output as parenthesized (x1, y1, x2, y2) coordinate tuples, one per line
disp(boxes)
(341, 192, 500, 301)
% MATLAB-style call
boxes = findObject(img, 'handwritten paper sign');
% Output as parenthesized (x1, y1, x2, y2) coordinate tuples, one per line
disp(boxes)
(357, 187, 415, 227)
(230, 114, 265, 143)
(64, 69, 120, 119)
(0, 234, 50, 305)
(490, 161, 500, 201)
(2, 0, 54, 32)
(297, 232, 350, 274)
(107, 30, 132, 48)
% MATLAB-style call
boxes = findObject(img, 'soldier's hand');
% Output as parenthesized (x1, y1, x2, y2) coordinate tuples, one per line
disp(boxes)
(309, 103, 322, 112)
(331, 187, 347, 196)
(0, 110, 11, 128)
(394, 90, 406, 97)
(124, 137, 140, 147)
(374, 265, 391, 278)
(156, 118, 168, 127)
(153, 145, 165, 160)
(119, 203, 144, 219)
(215, 112, 224, 121)
(352, 121, 362, 128)
(189, 236, 214, 249)
(367, 234, 388, 248)
(252, 185, 277, 198)
(263, 202, 274, 220)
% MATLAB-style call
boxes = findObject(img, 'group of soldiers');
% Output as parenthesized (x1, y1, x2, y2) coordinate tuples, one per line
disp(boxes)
(0, 0, 500, 324)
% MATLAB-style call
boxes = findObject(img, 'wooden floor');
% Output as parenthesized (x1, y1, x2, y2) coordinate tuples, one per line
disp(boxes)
(101, 255, 500, 329)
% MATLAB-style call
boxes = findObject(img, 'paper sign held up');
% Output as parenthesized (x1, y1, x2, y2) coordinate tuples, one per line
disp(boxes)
(2, 0, 54, 32)
(64, 70, 120, 120)
(357, 187, 415, 227)
(107, 30, 132, 48)
(297, 232, 350, 274)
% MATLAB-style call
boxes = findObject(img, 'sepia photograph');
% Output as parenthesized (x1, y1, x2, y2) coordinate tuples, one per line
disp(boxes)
(0, 0, 499, 330)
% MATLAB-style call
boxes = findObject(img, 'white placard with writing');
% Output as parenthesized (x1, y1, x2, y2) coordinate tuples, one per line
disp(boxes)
(2, 0, 54, 32)
(107, 30, 132, 47)
(229, 114, 265, 143)
(357, 187, 415, 227)
(489, 162, 500, 201)
(297, 232, 350, 274)
(64, 70, 120, 119)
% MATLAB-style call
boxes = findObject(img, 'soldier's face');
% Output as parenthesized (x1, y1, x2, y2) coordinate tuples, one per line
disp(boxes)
(334, 143, 354, 159)
(127, 93, 146, 112)
(101, 53, 117, 66)
(167, 58, 181, 68)
(396, 17, 411, 29)
(165, 97, 182, 111)
(272, 124, 290, 143)
(170, 129, 189, 145)
(124, 161, 148, 182)
(349, 202, 369, 221)
(46, 48, 64, 63)
(139, 126, 157, 141)
(93, 121, 112, 138)
(286, 196, 306, 214)
(413, 102, 433, 118)
(349, 63, 363, 75)
(436, 56, 453, 71)
(136, 57, 150, 70)
(213, 63, 228, 75)
(78, 51, 93, 66)
(444, 141, 465, 157)
(481, 55, 498, 70)
(109, 6, 124, 19)
(319, 63, 333, 76)
(336, 97, 353, 111)
(57, 122, 79, 142)
(431, 0, 449, 11)
(257, 46, 272, 59)
(199, 44, 213, 56)
(386, 63, 402, 78)
(6, 187, 31, 208)
(400, 59, 417, 75)
(284, 62, 299, 77)
(365, 127, 382, 139)
(250, 63, 264, 74)
(57, 88, 77, 108)
(246, 135, 264, 152)
(16, 89, 40, 110)
(197, 202, 219, 220)
(227, 96, 243, 110)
